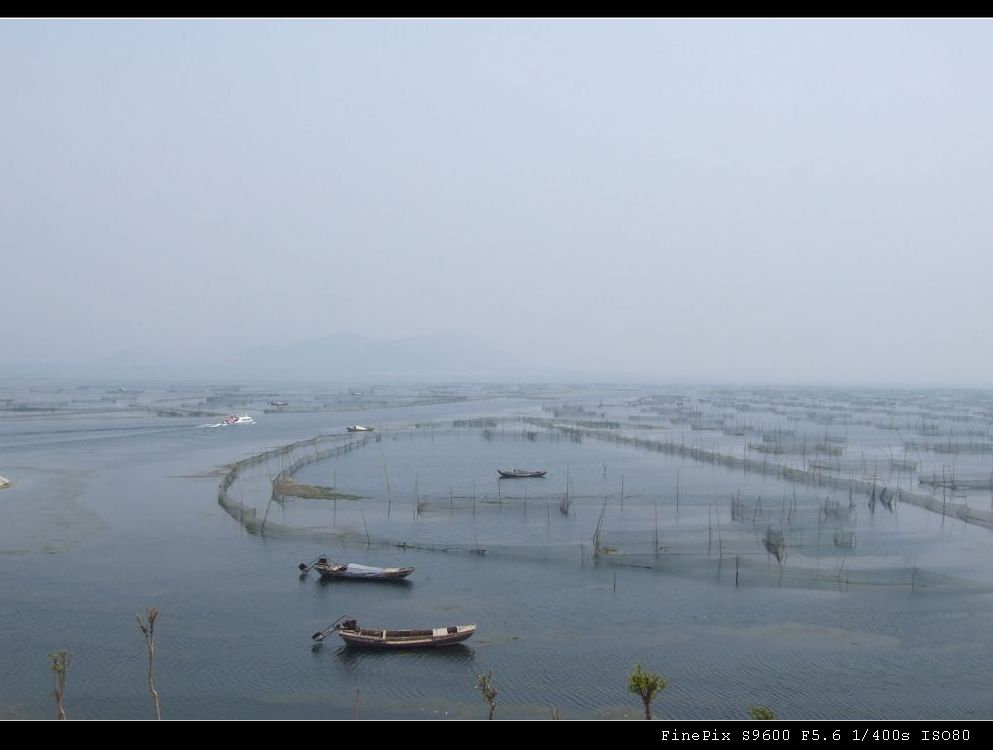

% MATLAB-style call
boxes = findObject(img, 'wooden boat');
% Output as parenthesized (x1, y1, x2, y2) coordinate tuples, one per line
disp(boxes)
(498, 468, 547, 478)
(298, 556, 414, 581)
(312, 616, 476, 649)
(346, 425, 373, 432)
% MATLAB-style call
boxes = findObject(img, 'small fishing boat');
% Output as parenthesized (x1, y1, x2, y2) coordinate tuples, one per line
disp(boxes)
(498, 468, 547, 478)
(298, 556, 414, 581)
(312, 616, 476, 649)
(346, 425, 373, 432)
(224, 414, 255, 425)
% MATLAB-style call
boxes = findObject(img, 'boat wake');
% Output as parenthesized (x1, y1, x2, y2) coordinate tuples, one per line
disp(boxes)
(199, 414, 256, 428)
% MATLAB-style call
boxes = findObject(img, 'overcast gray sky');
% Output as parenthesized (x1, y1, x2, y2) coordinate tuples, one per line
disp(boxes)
(2, 19, 991, 385)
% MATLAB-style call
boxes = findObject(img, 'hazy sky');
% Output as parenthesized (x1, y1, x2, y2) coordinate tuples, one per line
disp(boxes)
(3, 19, 992, 385)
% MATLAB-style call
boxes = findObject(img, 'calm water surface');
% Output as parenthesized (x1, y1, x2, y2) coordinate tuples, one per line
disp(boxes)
(2, 381, 993, 719)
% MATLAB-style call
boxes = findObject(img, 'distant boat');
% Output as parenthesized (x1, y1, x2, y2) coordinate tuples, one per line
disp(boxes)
(269, 401, 288, 407)
(346, 425, 373, 432)
(298, 556, 414, 581)
(224, 414, 255, 425)
(312, 616, 476, 649)
(498, 469, 547, 478)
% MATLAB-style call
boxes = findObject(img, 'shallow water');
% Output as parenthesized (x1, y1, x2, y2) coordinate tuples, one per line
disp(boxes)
(3, 380, 993, 719)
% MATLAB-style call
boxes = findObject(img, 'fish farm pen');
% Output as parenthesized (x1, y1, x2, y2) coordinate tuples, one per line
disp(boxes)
(218, 401, 993, 595)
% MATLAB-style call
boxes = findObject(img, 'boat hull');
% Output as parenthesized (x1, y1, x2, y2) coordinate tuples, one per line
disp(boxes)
(315, 562, 414, 581)
(498, 470, 546, 478)
(337, 624, 476, 649)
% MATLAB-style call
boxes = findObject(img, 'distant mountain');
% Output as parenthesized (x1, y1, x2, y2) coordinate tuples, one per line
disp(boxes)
(223, 332, 537, 382)
(0, 333, 585, 383)
(104, 346, 157, 366)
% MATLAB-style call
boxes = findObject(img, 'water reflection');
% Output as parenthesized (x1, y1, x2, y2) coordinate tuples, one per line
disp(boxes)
(330, 643, 477, 668)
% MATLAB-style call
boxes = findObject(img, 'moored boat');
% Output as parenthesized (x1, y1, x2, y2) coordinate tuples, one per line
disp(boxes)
(312, 616, 476, 649)
(346, 425, 373, 432)
(498, 468, 547, 478)
(298, 556, 414, 581)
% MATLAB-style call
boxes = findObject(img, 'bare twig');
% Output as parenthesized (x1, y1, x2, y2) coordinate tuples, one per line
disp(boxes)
(136, 607, 162, 719)
(476, 671, 498, 720)
(50, 650, 71, 720)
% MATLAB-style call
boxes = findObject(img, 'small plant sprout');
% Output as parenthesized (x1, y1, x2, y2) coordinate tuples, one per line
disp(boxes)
(628, 663, 667, 720)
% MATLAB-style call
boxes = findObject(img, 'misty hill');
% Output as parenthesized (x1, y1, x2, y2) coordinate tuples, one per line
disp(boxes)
(1, 333, 585, 383)
(224, 332, 535, 382)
